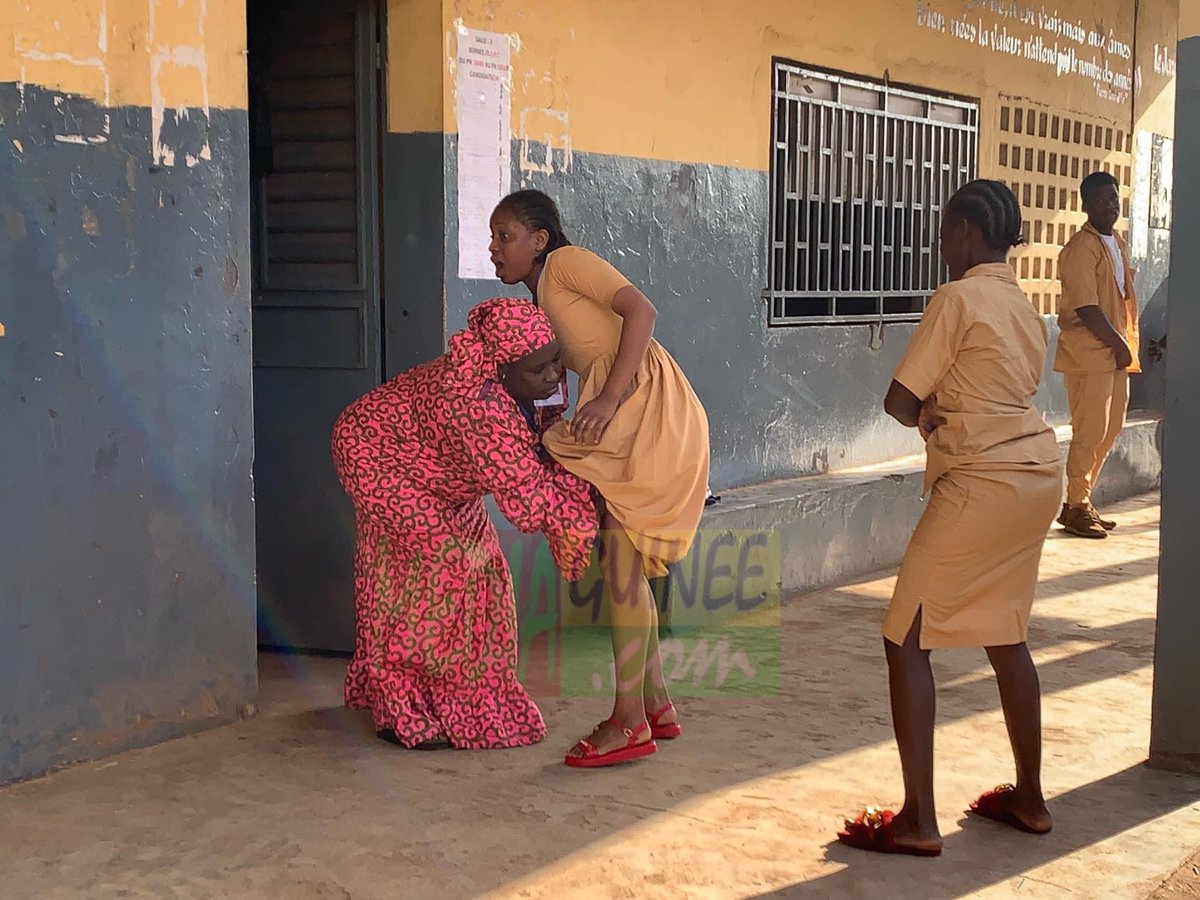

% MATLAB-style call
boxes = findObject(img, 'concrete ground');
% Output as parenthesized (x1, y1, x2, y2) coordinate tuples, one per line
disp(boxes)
(4, 493, 1199, 899)
(1151, 852, 1200, 899)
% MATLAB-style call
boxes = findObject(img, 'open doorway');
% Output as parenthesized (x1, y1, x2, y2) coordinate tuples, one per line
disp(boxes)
(246, 0, 383, 653)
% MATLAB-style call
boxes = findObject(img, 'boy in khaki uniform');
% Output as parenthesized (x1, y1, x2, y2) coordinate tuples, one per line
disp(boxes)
(1054, 172, 1140, 539)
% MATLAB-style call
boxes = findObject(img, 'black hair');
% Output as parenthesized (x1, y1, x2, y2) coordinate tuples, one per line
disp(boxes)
(945, 179, 1027, 250)
(494, 189, 572, 263)
(1080, 171, 1120, 203)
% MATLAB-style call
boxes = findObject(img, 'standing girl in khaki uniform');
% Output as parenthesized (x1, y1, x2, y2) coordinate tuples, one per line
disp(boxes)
(838, 181, 1063, 857)
(487, 190, 711, 768)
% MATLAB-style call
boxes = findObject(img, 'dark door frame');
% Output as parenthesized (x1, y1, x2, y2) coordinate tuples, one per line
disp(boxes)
(246, 0, 388, 653)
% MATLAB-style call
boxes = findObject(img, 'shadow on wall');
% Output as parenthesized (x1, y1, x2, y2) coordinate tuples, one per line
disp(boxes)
(0, 83, 257, 786)
(444, 140, 1167, 488)
(1133, 276, 1169, 412)
(443, 142, 937, 489)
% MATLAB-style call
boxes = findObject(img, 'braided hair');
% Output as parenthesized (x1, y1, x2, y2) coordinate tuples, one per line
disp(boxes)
(944, 179, 1027, 251)
(494, 190, 573, 263)
(1080, 171, 1119, 203)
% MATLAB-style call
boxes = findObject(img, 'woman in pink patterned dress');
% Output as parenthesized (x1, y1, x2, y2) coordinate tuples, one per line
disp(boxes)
(331, 298, 599, 750)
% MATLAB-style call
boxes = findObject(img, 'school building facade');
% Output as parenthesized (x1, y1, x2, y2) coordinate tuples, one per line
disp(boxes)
(1, 0, 1196, 783)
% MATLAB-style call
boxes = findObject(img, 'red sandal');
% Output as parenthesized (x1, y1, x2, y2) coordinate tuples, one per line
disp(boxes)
(968, 784, 1053, 835)
(564, 719, 657, 768)
(647, 703, 682, 740)
(836, 807, 943, 858)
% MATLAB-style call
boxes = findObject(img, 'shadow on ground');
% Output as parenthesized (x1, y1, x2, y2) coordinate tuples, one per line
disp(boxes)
(3, 494, 1195, 899)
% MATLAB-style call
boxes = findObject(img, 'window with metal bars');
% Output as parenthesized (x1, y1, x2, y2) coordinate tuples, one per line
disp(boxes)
(767, 63, 980, 325)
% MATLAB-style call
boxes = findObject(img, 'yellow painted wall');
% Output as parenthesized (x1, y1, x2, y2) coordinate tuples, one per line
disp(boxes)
(387, 0, 442, 132)
(3, 0, 1164, 161)
(0, 0, 246, 110)
(1183, 0, 1200, 39)
(438, 0, 1140, 171)
(1136, 0, 1181, 138)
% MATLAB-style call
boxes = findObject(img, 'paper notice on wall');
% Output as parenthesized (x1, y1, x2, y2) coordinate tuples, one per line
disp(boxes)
(455, 27, 512, 280)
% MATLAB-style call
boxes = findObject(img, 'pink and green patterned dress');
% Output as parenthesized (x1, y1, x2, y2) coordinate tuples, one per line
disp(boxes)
(331, 298, 596, 749)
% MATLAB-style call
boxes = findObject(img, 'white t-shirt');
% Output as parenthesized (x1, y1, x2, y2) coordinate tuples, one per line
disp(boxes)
(1100, 233, 1126, 298)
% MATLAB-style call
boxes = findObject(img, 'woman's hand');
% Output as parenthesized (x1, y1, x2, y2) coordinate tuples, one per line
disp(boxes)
(917, 399, 946, 442)
(592, 490, 607, 526)
(571, 394, 619, 445)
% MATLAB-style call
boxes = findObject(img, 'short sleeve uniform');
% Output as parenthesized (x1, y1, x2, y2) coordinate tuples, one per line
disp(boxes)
(537, 247, 710, 578)
(883, 264, 1064, 649)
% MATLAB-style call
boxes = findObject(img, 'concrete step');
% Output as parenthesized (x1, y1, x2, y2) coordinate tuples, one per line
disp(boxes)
(700, 414, 1163, 600)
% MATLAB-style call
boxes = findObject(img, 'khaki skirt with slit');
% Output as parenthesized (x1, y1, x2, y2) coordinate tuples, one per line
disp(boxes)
(882, 463, 1063, 650)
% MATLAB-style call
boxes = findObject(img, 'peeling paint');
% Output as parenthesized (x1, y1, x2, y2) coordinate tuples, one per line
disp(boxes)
(9, 0, 224, 162)
(447, 18, 465, 75)
(0, 81, 256, 785)
(222, 255, 239, 293)
(14, 0, 112, 144)
(519, 105, 571, 178)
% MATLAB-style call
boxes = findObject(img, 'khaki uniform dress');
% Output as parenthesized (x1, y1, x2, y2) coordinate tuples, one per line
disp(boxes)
(538, 247, 710, 577)
(1054, 224, 1140, 507)
(882, 264, 1063, 650)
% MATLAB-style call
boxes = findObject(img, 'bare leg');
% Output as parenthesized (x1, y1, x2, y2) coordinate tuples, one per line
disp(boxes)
(566, 513, 657, 757)
(882, 611, 944, 853)
(983, 642, 1053, 833)
(643, 598, 676, 724)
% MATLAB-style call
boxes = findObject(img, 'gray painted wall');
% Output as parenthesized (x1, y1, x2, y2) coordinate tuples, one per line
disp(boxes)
(1151, 34, 1200, 771)
(441, 137, 1082, 490)
(0, 86, 258, 784)
(1131, 230, 1171, 412)
(382, 132, 447, 379)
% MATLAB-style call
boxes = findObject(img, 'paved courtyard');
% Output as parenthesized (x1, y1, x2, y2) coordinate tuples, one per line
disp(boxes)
(3, 494, 1197, 898)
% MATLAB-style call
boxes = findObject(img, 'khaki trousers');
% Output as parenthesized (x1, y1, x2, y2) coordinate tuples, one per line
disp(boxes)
(1063, 371, 1130, 507)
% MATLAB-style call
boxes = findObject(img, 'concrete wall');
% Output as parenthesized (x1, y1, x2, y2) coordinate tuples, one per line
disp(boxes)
(1129, 0, 1180, 412)
(1150, 6, 1200, 773)
(382, 0, 447, 377)
(0, 1, 257, 784)
(703, 417, 1162, 602)
(410, 0, 1180, 489)
(0, 0, 1185, 780)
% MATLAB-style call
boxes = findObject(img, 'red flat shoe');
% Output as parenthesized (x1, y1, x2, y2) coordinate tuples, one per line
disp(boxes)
(968, 784, 1052, 835)
(647, 703, 682, 740)
(564, 719, 657, 768)
(836, 807, 943, 858)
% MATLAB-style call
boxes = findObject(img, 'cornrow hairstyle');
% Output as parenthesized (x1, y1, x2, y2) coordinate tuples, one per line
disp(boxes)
(494, 189, 573, 263)
(945, 179, 1027, 251)
(1080, 170, 1120, 203)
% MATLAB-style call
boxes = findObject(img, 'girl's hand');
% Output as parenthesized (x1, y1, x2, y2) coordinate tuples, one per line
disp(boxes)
(571, 394, 619, 445)
(918, 400, 946, 442)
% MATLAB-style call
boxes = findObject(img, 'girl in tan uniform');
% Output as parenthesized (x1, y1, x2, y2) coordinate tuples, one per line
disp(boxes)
(838, 181, 1063, 856)
(487, 190, 711, 768)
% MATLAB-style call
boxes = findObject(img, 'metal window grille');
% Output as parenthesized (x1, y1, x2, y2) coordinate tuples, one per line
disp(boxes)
(768, 63, 979, 325)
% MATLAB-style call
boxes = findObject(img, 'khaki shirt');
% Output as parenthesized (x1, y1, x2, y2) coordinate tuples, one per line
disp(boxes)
(894, 264, 1060, 494)
(1054, 224, 1141, 375)
(539, 247, 631, 379)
